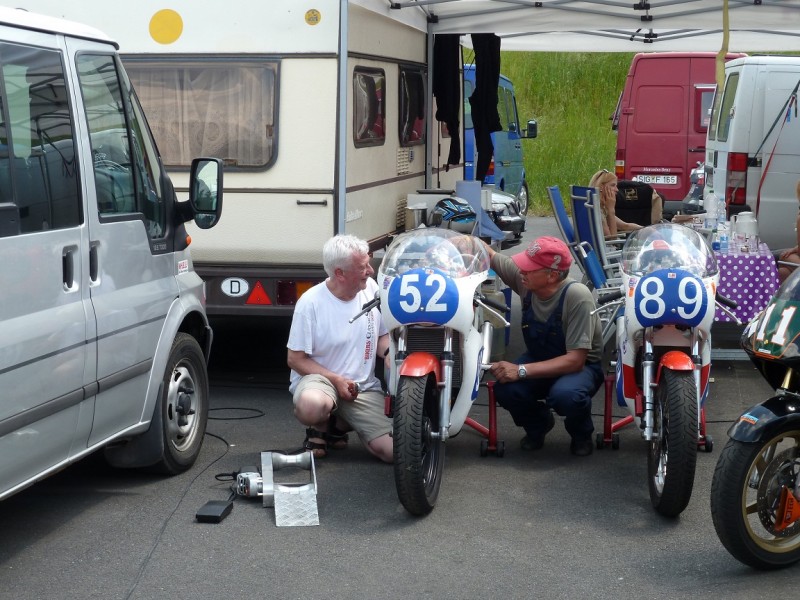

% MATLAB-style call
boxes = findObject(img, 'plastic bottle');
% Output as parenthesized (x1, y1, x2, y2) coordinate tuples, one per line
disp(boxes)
(718, 222, 729, 254)
(711, 227, 720, 252)
(704, 188, 719, 229)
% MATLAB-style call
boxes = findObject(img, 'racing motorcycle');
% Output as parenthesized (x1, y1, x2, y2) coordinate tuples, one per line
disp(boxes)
(710, 267, 800, 569)
(598, 223, 735, 517)
(351, 228, 508, 516)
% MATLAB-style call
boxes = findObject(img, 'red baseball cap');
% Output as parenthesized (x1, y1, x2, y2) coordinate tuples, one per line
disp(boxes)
(512, 236, 573, 272)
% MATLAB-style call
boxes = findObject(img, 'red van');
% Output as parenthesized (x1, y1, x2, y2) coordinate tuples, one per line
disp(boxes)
(612, 52, 746, 203)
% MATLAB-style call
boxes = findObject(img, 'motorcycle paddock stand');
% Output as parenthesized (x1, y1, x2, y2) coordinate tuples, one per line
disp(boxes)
(465, 380, 506, 457)
(598, 373, 713, 452)
(598, 373, 633, 450)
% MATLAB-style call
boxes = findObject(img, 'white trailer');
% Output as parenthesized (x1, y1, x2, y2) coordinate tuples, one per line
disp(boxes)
(20, 0, 459, 316)
(16, 1, 800, 316)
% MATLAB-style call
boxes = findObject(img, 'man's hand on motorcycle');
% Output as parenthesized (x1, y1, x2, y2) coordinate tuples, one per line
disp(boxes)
(490, 360, 522, 383)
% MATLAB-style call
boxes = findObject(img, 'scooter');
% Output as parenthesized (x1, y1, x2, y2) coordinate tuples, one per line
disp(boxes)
(597, 223, 738, 517)
(351, 228, 508, 516)
(710, 267, 800, 569)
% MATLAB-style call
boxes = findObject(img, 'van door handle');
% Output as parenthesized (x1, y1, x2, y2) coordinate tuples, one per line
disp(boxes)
(689, 147, 705, 152)
(62, 245, 77, 290)
(89, 242, 99, 283)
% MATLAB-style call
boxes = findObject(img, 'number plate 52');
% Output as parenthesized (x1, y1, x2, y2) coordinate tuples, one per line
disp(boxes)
(387, 268, 459, 325)
(633, 269, 709, 328)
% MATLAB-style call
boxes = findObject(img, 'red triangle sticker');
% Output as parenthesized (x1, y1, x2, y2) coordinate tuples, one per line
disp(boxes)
(246, 281, 272, 305)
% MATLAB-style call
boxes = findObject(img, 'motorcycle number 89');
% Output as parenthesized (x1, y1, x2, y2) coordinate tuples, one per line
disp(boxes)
(387, 268, 459, 325)
(633, 269, 709, 327)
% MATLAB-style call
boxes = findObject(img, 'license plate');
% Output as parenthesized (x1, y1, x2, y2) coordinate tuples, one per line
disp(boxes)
(634, 175, 678, 185)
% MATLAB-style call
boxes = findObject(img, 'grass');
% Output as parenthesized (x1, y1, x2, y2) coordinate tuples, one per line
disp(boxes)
(499, 51, 636, 215)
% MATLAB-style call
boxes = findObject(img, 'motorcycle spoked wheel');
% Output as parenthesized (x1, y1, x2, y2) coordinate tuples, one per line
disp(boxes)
(647, 368, 698, 517)
(710, 428, 800, 570)
(392, 373, 445, 516)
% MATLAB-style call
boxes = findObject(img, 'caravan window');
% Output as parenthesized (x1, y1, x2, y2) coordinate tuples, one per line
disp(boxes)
(353, 68, 385, 147)
(0, 42, 80, 235)
(123, 58, 277, 170)
(399, 66, 425, 146)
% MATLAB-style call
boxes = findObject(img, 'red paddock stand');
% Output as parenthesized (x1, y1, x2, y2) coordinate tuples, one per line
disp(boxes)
(465, 380, 505, 457)
(598, 372, 714, 452)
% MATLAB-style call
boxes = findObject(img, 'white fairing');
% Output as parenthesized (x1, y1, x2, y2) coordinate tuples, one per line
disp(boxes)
(616, 224, 718, 411)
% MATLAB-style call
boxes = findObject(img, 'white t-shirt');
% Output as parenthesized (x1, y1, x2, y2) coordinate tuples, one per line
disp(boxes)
(287, 278, 387, 394)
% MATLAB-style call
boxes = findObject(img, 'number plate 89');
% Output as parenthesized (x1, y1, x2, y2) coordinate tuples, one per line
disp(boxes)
(633, 269, 709, 327)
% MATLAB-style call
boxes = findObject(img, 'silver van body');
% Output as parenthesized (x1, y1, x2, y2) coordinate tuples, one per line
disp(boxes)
(0, 8, 223, 500)
(706, 55, 800, 250)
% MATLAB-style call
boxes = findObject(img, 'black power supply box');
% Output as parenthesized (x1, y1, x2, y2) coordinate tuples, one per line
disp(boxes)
(195, 500, 233, 523)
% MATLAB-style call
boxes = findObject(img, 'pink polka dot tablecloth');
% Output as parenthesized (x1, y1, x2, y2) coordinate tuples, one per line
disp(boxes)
(714, 243, 780, 323)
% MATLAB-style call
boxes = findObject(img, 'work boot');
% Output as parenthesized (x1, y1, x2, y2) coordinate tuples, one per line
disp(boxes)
(520, 411, 555, 451)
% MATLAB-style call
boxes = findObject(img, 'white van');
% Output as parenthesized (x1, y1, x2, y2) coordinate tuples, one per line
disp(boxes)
(0, 8, 223, 500)
(705, 55, 800, 250)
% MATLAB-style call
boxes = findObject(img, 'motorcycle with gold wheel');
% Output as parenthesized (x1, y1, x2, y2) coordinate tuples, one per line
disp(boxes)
(711, 266, 800, 569)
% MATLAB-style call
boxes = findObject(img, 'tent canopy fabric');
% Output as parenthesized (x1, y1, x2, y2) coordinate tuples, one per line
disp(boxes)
(356, 0, 800, 51)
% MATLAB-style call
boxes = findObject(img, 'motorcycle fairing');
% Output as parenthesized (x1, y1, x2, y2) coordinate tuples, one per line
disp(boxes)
(632, 269, 711, 328)
(727, 396, 800, 443)
(381, 270, 487, 335)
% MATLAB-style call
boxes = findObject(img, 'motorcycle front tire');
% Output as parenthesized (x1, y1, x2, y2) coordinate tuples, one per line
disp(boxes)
(710, 429, 800, 570)
(393, 373, 445, 516)
(648, 368, 698, 517)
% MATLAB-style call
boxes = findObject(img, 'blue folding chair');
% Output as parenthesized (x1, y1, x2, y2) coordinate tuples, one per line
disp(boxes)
(570, 185, 623, 280)
(546, 185, 585, 274)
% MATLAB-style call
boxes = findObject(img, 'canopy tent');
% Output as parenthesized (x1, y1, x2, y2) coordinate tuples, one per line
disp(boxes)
(357, 0, 800, 51)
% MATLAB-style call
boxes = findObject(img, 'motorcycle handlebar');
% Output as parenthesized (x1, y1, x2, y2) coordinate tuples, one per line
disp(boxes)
(597, 288, 624, 304)
(716, 292, 738, 310)
(349, 292, 381, 324)
(478, 293, 508, 314)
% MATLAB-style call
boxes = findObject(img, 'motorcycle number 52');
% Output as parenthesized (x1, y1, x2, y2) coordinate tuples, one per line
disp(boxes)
(633, 269, 709, 327)
(387, 268, 459, 325)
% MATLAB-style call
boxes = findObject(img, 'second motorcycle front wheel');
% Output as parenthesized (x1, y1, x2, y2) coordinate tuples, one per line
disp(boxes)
(710, 428, 800, 570)
(648, 368, 698, 517)
(393, 373, 445, 516)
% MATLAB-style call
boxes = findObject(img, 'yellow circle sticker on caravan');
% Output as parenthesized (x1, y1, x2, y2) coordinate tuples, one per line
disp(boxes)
(305, 10, 321, 26)
(150, 9, 183, 45)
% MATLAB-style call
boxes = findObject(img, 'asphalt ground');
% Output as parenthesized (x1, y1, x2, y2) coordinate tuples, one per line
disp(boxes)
(0, 217, 795, 599)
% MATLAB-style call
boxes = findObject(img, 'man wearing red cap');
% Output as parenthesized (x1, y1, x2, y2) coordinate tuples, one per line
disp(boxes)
(485, 236, 603, 456)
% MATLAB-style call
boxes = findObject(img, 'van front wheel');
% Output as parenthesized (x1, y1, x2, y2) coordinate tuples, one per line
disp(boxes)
(516, 181, 529, 217)
(152, 333, 209, 474)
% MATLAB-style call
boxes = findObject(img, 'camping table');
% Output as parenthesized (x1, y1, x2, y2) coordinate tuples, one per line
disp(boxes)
(714, 242, 780, 324)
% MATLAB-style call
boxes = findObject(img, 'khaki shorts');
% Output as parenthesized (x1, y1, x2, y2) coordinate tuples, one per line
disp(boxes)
(292, 374, 391, 443)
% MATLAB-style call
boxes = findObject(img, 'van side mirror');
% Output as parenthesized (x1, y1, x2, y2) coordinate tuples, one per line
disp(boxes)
(520, 119, 538, 139)
(188, 158, 223, 229)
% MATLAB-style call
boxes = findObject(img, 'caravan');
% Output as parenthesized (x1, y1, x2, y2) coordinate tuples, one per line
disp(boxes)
(23, 0, 462, 318)
(705, 55, 800, 250)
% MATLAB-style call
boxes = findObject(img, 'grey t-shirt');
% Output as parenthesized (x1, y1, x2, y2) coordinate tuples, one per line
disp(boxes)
(491, 252, 603, 364)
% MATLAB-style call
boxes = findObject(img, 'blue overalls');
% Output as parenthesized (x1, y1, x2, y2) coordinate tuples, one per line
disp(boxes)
(494, 282, 603, 442)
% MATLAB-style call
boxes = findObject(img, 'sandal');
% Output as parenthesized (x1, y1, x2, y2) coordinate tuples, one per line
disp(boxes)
(303, 427, 328, 458)
(326, 416, 349, 450)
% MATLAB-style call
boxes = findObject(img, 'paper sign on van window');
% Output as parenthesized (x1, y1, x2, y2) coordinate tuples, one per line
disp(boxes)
(178, 260, 189, 274)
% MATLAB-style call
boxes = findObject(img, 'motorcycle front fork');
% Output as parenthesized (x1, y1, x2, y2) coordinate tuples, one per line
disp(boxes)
(640, 329, 701, 442)
(394, 327, 455, 443)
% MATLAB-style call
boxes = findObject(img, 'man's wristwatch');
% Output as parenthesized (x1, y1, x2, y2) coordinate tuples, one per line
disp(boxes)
(517, 364, 527, 380)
